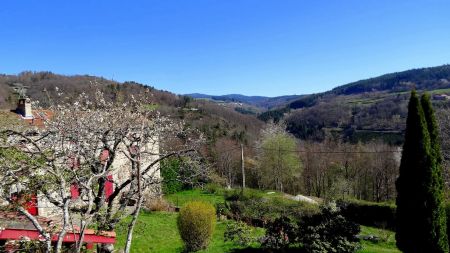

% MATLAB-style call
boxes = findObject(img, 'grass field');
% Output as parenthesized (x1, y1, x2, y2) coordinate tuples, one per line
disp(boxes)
(165, 189, 226, 207)
(358, 226, 400, 253)
(115, 211, 264, 253)
(115, 189, 401, 253)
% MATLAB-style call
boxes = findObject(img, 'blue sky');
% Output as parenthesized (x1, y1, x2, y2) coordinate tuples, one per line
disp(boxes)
(1, 1, 450, 96)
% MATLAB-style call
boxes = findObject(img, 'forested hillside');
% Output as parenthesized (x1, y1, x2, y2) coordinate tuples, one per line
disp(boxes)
(258, 65, 450, 144)
(0, 71, 264, 157)
(3, 66, 450, 202)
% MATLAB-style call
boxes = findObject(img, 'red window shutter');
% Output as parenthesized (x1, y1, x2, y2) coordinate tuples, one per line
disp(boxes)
(105, 174, 114, 200)
(11, 193, 39, 216)
(25, 194, 38, 216)
(70, 184, 80, 199)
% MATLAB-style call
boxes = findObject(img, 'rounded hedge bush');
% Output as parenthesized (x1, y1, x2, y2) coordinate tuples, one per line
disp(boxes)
(177, 201, 216, 252)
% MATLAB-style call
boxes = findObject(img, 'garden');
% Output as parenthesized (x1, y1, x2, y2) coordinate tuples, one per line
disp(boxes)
(115, 188, 401, 253)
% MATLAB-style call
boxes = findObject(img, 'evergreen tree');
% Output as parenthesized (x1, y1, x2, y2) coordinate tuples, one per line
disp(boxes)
(421, 93, 449, 252)
(396, 90, 448, 253)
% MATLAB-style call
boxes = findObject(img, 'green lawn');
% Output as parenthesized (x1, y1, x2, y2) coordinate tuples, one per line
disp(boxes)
(115, 189, 400, 252)
(165, 189, 226, 207)
(358, 226, 400, 253)
(115, 211, 263, 253)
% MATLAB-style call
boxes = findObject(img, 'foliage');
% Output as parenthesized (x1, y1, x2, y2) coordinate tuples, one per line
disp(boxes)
(300, 140, 400, 202)
(330, 65, 450, 95)
(257, 122, 302, 193)
(224, 190, 319, 227)
(224, 221, 256, 247)
(337, 199, 396, 230)
(113, 210, 399, 253)
(289, 94, 320, 109)
(203, 183, 224, 195)
(144, 197, 171, 212)
(258, 203, 360, 252)
(396, 91, 448, 252)
(235, 107, 257, 115)
(446, 202, 450, 248)
(298, 203, 361, 253)
(161, 158, 191, 194)
(223, 188, 270, 202)
(420, 93, 449, 251)
(177, 201, 217, 252)
(257, 107, 290, 123)
(116, 211, 264, 253)
(261, 216, 297, 250)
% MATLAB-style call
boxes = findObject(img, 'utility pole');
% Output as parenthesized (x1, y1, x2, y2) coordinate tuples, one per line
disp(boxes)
(241, 143, 245, 189)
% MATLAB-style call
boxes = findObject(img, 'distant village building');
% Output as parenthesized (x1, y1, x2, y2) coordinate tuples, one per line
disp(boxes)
(433, 94, 450, 101)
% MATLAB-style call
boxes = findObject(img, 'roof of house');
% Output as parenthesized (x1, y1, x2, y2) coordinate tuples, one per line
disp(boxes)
(22, 110, 54, 127)
(0, 211, 115, 243)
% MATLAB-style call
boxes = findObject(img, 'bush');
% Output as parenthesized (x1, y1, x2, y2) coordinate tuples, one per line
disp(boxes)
(337, 199, 396, 230)
(203, 183, 224, 195)
(446, 202, 450, 247)
(259, 203, 360, 252)
(226, 195, 319, 227)
(144, 197, 171, 211)
(224, 221, 255, 247)
(177, 201, 216, 252)
(261, 216, 297, 250)
(224, 188, 264, 202)
(161, 158, 184, 194)
(298, 203, 360, 253)
(215, 202, 231, 219)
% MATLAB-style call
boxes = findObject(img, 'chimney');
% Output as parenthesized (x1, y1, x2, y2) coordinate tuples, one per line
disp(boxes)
(17, 97, 33, 119)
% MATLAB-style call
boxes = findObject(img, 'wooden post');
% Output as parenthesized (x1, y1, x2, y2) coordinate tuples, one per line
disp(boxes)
(241, 144, 245, 189)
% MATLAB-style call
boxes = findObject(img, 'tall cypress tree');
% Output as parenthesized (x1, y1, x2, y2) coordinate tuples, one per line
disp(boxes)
(396, 90, 433, 252)
(421, 93, 448, 252)
(396, 90, 449, 253)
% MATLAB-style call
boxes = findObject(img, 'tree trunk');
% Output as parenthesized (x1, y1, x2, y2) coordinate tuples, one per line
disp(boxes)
(124, 196, 144, 253)
(18, 207, 52, 253)
(55, 199, 70, 253)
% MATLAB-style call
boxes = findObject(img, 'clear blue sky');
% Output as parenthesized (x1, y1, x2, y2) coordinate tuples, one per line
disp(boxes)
(1, 1, 450, 96)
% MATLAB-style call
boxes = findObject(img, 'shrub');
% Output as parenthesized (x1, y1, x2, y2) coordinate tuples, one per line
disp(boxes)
(203, 183, 224, 195)
(224, 188, 264, 202)
(226, 195, 319, 227)
(144, 197, 171, 211)
(215, 202, 231, 219)
(298, 203, 360, 253)
(261, 216, 297, 250)
(224, 221, 255, 247)
(161, 158, 184, 194)
(337, 199, 396, 230)
(446, 202, 450, 247)
(177, 201, 216, 252)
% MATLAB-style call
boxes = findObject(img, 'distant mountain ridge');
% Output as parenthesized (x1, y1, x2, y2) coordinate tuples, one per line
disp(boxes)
(190, 65, 450, 111)
(185, 93, 302, 109)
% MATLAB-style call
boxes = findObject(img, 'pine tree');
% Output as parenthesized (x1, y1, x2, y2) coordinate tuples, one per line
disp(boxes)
(421, 93, 449, 252)
(396, 90, 448, 253)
